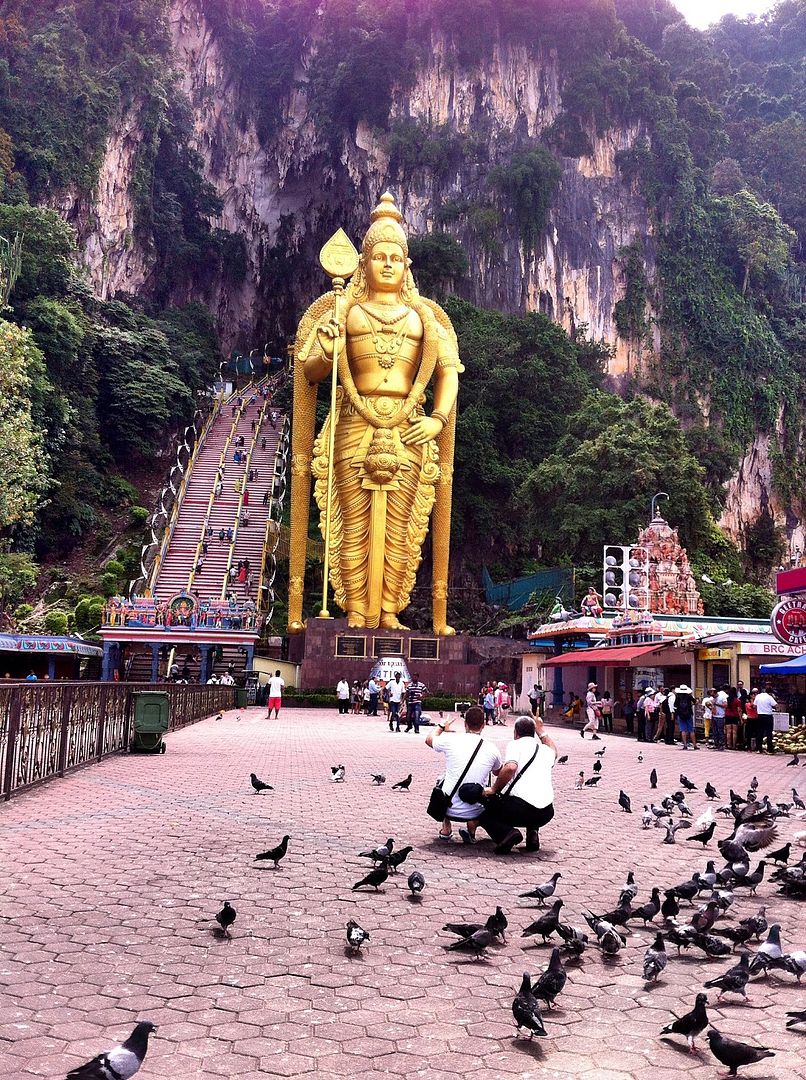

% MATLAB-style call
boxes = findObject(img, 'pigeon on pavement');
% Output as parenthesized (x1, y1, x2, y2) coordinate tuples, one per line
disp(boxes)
(346, 919, 370, 952)
(532, 946, 567, 1007)
(650, 768, 658, 789)
(556, 754, 568, 765)
(522, 899, 564, 942)
(661, 890, 680, 920)
(629, 887, 661, 926)
(370, 774, 386, 785)
(749, 923, 783, 973)
(786, 754, 800, 766)
(512, 972, 547, 1038)
(331, 765, 346, 782)
(407, 871, 425, 897)
(593, 759, 602, 774)
(388, 846, 413, 873)
(786, 1008, 806, 1028)
(662, 818, 692, 843)
(767, 841, 791, 864)
(705, 781, 720, 800)
(584, 776, 601, 787)
(250, 773, 273, 793)
(680, 774, 697, 791)
(445, 927, 492, 959)
(392, 774, 412, 791)
(66, 1021, 157, 1079)
(594, 746, 606, 758)
(704, 953, 751, 999)
(660, 992, 708, 1053)
(359, 838, 394, 864)
(519, 873, 562, 906)
(618, 790, 632, 813)
(255, 835, 290, 868)
(352, 866, 389, 892)
(214, 901, 236, 939)
(685, 822, 716, 849)
(706, 1028, 774, 1076)
(555, 921, 588, 957)
(642, 806, 654, 829)
(643, 931, 667, 982)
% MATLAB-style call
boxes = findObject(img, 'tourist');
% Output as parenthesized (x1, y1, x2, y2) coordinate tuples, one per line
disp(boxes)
(231, 402, 237, 418)
(581, 682, 601, 740)
(262, 490, 269, 507)
(367, 675, 380, 716)
(674, 684, 697, 750)
(725, 686, 742, 750)
(701, 687, 715, 744)
(387, 671, 405, 732)
(527, 683, 545, 719)
(266, 669, 285, 720)
(362, 682, 371, 714)
(25, 670, 38, 681)
(270, 409, 277, 428)
(635, 689, 648, 741)
(336, 678, 350, 714)
(229, 565, 237, 583)
(405, 673, 427, 734)
(623, 690, 636, 735)
(202, 540, 209, 555)
(351, 681, 362, 715)
(251, 418, 256, 433)
(600, 691, 613, 734)
(477, 715, 557, 854)
(425, 706, 502, 843)
(753, 684, 777, 753)
(241, 510, 250, 526)
(482, 685, 495, 726)
(261, 437, 267, 451)
(744, 688, 759, 752)
(243, 489, 249, 506)
(645, 686, 660, 741)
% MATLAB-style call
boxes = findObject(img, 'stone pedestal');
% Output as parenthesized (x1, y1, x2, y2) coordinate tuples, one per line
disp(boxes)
(289, 618, 501, 695)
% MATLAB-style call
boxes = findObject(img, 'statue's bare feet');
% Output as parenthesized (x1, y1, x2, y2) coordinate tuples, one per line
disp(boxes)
(347, 612, 366, 628)
(434, 623, 456, 636)
(380, 612, 408, 630)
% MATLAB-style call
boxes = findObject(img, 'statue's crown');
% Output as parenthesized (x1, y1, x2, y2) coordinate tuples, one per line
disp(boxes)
(362, 191, 408, 257)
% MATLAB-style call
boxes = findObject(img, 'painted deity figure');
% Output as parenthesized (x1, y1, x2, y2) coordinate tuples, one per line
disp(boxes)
(287, 193, 463, 633)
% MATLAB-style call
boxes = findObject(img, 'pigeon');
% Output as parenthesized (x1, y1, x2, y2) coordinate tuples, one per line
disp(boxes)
(704, 953, 751, 998)
(618, 790, 632, 813)
(512, 972, 546, 1038)
(677, 798, 693, 818)
(443, 908, 507, 944)
(255, 835, 290, 868)
(673, 874, 701, 903)
(214, 901, 236, 938)
(66, 1021, 158, 1079)
(700, 860, 718, 890)
(590, 899, 632, 927)
(690, 932, 732, 958)
(749, 775, 759, 792)
(662, 818, 692, 843)
(556, 754, 568, 765)
(650, 803, 668, 821)
(749, 923, 783, 973)
(638, 751, 644, 762)
(584, 775, 601, 787)
(660, 992, 708, 1053)
(331, 764, 346, 782)
(731, 860, 766, 894)
(594, 746, 606, 758)
(532, 946, 567, 1007)
(643, 931, 667, 982)
(738, 907, 767, 940)
(392, 774, 412, 790)
(793, 788, 806, 811)
(620, 870, 639, 901)
(680, 774, 697, 791)
(346, 919, 370, 952)
(522, 899, 564, 942)
(641, 806, 654, 829)
(487, 905, 508, 942)
(629, 887, 661, 926)
(593, 759, 602, 774)
(712, 924, 755, 951)
(519, 872, 562, 906)
(359, 838, 394, 864)
(370, 774, 386, 785)
(685, 821, 716, 848)
(351, 865, 389, 891)
(695, 807, 715, 829)
(445, 927, 492, 959)
(661, 889, 679, 919)
(407, 871, 425, 896)
(706, 1028, 774, 1076)
(786, 754, 800, 766)
(786, 1008, 806, 1028)
(705, 781, 720, 799)
(388, 846, 413, 873)
(555, 921, 588, 957)
(650, 767, 658, 789)
(250, 773, 273, 793)
(583, 914, 626, 954)
(776, 950, 806, 982)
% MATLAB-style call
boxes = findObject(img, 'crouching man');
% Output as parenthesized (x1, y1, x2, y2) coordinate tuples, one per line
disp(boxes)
(478, 715, 557, 855)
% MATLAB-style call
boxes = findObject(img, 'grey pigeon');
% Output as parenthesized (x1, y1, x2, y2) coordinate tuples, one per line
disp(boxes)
(346, 919, 370, 952)
(351, 865, 389, 892)
(388, 845, 413, 873)
(738, 907, 767, 940)
(706, 1028, 774, 1076)
(660, 992, 708, 1053)
(359, 838, 394, 864)
(662, 818, 691, 843)
(776, 949, 806, 982)
(214, 900, 236, 938)
(641, 806, 654, 829)
(445, 927, 491, 959)
(532, 946, 567, 1007)
(512, 972, 546, 1038)
(407, 870, 425, 896)
(749, 923, 783, 973)
(629, 887, 661, 926)
(786, 1008, 806, 1028)
(705, 781, 720, 799)
(519, 872, 562, 906)
(555, 921, 588, 957)
(704, 953, 751, 999)
(370, 773, 386, 784)
(255, 835, 290, 868)
(643, 931, 667, 982)
(522, 899, 564, 942)
(66, 1021, 157, 1079)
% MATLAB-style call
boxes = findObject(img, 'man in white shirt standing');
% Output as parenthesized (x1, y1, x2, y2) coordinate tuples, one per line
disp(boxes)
(477, 715, 558, 854)
(336, 678, 350, 714)
(425, 706, 502, 843)
(266, 669, 285, 720)
(753, 684, 778, 754)
(387, 671, 405, 732)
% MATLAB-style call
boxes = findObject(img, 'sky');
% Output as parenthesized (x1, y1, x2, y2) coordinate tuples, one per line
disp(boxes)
(672, 0, 778, 28)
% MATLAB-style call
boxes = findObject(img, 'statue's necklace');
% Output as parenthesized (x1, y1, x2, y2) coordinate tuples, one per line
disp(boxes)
(358, 304, 409, 369)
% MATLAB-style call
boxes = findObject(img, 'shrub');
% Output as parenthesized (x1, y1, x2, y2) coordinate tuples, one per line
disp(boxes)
(104, 560, 125, 578)
(43, 609, 68, 636)
(129, 505, 150, 525)
(13, 603, 34, 625)
(101, 573, 120, 596)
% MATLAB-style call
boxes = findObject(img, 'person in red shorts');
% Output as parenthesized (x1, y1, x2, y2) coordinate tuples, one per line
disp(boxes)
(266, 669, 285, 720)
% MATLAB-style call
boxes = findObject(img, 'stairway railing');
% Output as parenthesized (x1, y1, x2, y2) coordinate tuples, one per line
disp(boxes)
(219, 393, 271, 599)
(256, 413, 290, 624)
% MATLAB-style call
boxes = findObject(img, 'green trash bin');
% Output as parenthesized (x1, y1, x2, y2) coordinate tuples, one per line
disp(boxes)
(131, 691, 169, 753)
(236, 688, 249, 710)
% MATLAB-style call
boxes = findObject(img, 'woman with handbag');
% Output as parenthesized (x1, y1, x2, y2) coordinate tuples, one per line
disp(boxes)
(425, 706, 502, 843)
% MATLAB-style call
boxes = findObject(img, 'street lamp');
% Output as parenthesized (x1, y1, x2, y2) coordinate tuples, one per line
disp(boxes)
(651, 491, 669, 520)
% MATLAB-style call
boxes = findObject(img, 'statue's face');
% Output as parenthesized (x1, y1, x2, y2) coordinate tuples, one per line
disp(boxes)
(366, 241, 407, 293)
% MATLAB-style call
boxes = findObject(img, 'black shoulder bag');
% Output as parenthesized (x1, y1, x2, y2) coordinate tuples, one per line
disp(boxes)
(496, 741, 540, 800)
(427, 737, 485, 821)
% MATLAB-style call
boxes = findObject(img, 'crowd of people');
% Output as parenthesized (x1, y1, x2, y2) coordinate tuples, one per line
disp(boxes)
(335, 672, 429, 733)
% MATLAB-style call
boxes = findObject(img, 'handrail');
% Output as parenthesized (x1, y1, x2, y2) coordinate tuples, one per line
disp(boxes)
(185, 389, 254, 593)
(220, 391, 270, 599)
(256, 414, 289, 616)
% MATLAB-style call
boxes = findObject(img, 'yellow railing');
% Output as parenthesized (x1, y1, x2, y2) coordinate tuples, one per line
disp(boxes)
(256, 414, 289, 612)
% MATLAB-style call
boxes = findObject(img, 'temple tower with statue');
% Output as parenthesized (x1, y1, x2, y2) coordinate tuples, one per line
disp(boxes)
(638, 513, 703, 616)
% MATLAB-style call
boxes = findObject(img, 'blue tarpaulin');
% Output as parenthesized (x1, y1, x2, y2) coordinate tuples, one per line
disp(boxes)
(482, 567, 574, 612)
(759, 653, 806, 675)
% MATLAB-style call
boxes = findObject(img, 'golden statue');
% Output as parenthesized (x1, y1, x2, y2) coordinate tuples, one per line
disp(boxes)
(287, 192, 463, 634)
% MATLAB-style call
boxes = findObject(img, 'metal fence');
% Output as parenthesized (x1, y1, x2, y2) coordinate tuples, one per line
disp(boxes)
(0, 682, 236, 801)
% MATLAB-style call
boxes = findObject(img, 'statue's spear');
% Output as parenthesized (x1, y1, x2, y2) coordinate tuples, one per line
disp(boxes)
(318, 229, 359, 619)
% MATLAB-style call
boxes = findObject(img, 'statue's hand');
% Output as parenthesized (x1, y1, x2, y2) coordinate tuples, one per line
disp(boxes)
(316, 318, 345, 363)
(401, 415, 443, 445)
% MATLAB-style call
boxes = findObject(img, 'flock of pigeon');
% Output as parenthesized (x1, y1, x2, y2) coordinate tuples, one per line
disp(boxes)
(64, 739, 806, 1079)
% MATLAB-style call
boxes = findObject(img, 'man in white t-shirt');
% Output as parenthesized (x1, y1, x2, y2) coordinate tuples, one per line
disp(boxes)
(266, 669, 285, 720)
(336, 678, 350, 715)
(477, 715, 557, 854)
(425, 706, 502, 843)
(754, 685, 777, 754)
(387, 672, 405, 732)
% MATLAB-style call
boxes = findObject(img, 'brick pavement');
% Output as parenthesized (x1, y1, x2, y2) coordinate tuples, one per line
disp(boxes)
(1, 708, 804, 1079)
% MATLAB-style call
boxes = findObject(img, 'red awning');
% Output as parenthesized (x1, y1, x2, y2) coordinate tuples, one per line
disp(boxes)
(544, 643, 667, 668)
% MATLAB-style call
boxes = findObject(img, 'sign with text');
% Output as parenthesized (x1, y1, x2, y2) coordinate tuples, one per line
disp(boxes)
(737, 639, 806, 656)
(771, 596, 806, 647)
(776, 567, 806, 595)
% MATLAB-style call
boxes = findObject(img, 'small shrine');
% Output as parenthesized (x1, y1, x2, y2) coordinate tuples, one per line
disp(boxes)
(638, 514, 703, 616)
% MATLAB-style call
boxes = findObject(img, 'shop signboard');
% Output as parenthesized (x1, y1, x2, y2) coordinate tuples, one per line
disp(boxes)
(776, 567, 806, 595)
(633, 666, 662, 689)
(771, 597, 806, 647)
(697, 648, 732, 660)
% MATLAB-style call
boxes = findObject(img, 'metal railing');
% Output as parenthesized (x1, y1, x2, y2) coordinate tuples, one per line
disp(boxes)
(257, 413, 290, 624)
(0, 682, 236, 800)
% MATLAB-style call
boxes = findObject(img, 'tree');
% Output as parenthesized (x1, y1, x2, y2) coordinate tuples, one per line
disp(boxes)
(727, 189, 797, 294)
(0, 319, 48, 531)
(0, 551, 38, 610)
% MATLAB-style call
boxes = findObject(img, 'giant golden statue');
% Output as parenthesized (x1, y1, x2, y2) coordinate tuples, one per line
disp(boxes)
(287, 192, 463, 634)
